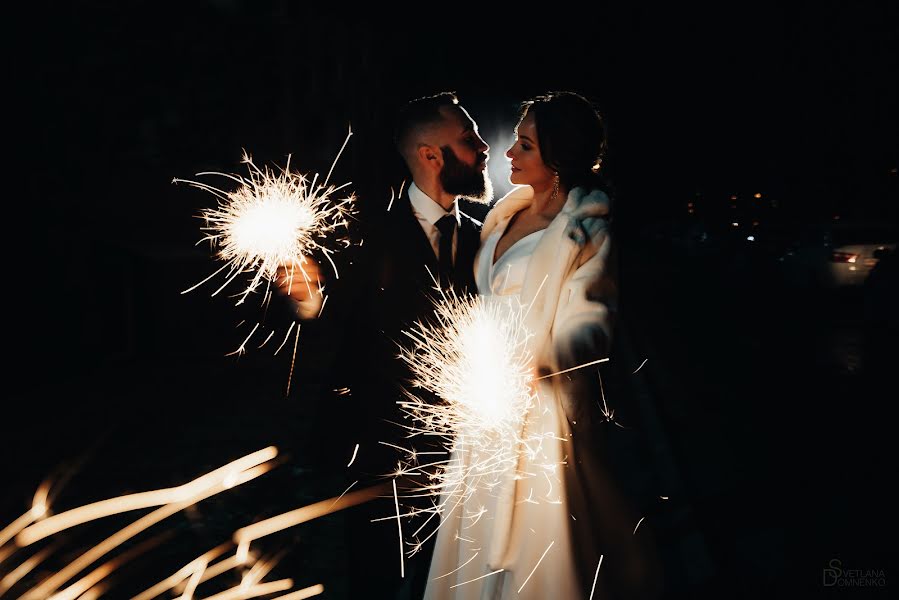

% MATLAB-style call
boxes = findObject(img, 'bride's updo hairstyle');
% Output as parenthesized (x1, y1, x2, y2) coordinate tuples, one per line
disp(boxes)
(521, 91, 610, 195)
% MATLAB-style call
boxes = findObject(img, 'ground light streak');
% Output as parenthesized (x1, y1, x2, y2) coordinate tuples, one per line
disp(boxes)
(16, 450, 277, 600)
(47, 532, 171, 600)
(0, 547, 15, 568)
(201, 577, 293, 600)
(133, 543, 232, 600)
(76, 584, 106, 600)
(241, 548, 288, 589)
(1, 448, 362, 600)
(233, 481, 392, 547)
(0, 483, 49, 552)
(0, 542, 57, 594)
(178, 557, 207, 600)
(18, 447, 278, 545)
(32, 481, 51, 517)
(270, 583, 325, 599)
(21, 464, 273, 600)
(0, 511, 39, 552)
(175, 129, 357, 307)
(171, 554, 246, 597)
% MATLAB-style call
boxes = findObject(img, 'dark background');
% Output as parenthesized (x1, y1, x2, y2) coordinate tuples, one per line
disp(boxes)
(6, 2, 897, 598)
(11, 3, 898, 367)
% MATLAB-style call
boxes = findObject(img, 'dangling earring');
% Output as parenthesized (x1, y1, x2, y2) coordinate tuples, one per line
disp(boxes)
(550, 172, 560, 203)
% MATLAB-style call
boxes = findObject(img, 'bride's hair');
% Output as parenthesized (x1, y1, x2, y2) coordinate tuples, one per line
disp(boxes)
(520, 91, 612, 198)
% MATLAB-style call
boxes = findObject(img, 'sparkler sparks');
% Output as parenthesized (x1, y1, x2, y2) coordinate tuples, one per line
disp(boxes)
(517, 540, 555, 594)
(175, 129, 357, 307)
(589, 554, 604, 600)
(393, 283, 620, 573)
(347, 443, 360, 467)
(394, 290, 565, 544)
(633, 516, 646, 535)
(399, 290, 536, 446)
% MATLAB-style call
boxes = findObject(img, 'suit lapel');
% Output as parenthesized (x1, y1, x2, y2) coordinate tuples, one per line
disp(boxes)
(455, 213, 481, 291)
(389, 193, 482, 293)
(385, 194, 441, 293)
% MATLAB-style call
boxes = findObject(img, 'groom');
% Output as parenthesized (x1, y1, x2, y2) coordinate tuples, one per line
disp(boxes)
(280, 91, 491, 599)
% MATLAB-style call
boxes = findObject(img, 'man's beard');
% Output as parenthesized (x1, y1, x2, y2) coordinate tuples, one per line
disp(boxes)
(439, 146, 493, 204)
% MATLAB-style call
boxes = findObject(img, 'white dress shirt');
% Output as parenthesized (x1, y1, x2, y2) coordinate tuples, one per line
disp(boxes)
(408, 182, 459, 263)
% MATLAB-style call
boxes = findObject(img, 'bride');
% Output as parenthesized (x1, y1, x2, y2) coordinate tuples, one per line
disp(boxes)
(423, 92, 661, 600)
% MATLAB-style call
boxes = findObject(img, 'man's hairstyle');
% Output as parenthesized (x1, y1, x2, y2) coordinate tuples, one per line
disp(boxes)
(393, 92, 460, 158)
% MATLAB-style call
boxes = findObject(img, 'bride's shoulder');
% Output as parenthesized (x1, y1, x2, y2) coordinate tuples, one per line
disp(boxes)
(489, 185, 533, 218)
(481, 186, 533, 241)
(496, 185, 534, 205)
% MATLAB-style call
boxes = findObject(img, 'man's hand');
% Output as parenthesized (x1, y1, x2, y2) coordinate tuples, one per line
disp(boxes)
(275, 259, 325, 303)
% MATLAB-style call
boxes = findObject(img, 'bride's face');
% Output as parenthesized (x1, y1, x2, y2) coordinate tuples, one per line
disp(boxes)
(506, 110, 555, 190)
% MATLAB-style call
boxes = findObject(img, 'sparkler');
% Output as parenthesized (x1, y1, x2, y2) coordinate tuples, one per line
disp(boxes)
(399, 289, 535, 443)
(174, 128, 356, 307)
(393, 283, 619, 572)
(174, 131, 356, 392)
(394, 289, 563, 548)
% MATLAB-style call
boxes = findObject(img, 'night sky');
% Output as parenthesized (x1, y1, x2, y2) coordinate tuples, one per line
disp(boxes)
(5, 2, 898, 594)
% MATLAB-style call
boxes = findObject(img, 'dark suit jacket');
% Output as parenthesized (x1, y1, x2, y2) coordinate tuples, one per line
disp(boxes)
(311, 192, 482, 480)
(279, 193, 484, 599)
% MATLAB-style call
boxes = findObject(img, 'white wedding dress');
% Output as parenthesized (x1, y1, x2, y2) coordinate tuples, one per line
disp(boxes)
(423, 222, 584, 600)
(423, 186, 660, 600)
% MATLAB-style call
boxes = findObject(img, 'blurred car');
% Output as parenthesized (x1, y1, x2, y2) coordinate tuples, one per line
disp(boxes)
(777, 222, 898, 287)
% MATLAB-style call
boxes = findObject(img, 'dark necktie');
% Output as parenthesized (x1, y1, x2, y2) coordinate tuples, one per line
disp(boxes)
(435, 214, 456, 289)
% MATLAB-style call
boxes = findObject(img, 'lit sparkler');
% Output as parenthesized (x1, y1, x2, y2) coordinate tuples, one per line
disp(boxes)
(175, 128, 356, 306)
(394, 284, 617, 562)
(394, 289, 562, 547)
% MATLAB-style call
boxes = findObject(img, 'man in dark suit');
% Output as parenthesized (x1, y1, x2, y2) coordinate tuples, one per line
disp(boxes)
(280, 91, 491, 598)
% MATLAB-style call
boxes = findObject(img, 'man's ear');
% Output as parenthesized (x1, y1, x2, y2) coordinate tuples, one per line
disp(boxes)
(417, 144, 443, 170)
